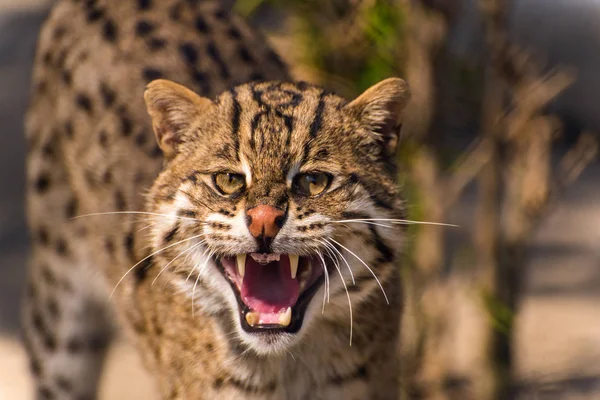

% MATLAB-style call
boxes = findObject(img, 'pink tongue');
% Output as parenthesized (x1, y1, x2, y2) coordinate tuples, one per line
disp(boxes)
(241, 255, 299, 314)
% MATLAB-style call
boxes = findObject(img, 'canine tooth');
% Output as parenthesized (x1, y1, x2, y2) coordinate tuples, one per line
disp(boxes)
(245, 311, 259, 327)
(236, 254, 246, 277)
(289, 255, 299, 279)
(279, 307, 292, 327)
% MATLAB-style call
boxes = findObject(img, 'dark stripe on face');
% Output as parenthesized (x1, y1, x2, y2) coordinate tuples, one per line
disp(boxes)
(283, 114, 293, 146)
(163, 225, 179, 243)
(207, 222, 231, 230)
(347, 283, 362, 293)
(177, 209, 197, 218)
(368, 225, 395, 263)
(353, 274, 375, 285)
(341, 211, 370, 220)
(340, 210, 395, 262)
(125, 232, 135, 260)
(172, 269, 205, 287)
(347, 268, 390, 291)
(309, 91, 325, 139)
(328, 364, 368, 385)
(217, 208, 234, 217)
(229, 88, 241, 159)
(227, 376, 277, 394)
(134, 255, 153, 282)
(301, 91, 326, 163)
(352, 175, 394, 210)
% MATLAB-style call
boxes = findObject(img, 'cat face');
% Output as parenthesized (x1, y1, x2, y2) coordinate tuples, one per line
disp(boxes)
(144, 79, 409, 354)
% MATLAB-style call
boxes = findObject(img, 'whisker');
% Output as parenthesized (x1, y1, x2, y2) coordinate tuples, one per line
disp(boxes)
(316, 250, 330, 310)
(318, 240, 354, 345)
(137, 223, 155, 233)
(320, 242, 340, 277)
(109, 233, 204, 299)
(315, 249, 328, 313)
(330, 221, 394, 229)
(284, 347, 296, 361)
(328, 248, 353, 346)
(331, 218, 459, 228)
(228, 346, 254, 365)
(328, 238, 389, 305)
(137, 219, 208, 233)
(178, 189, 215, 212)
(181, 240, 203, 269)
(192, 250, 215, 316)
(152, 241, 205, 286)
(72, 211, 202, 223)
(322, 239, 355, 285)
(186, 247, 210, 283)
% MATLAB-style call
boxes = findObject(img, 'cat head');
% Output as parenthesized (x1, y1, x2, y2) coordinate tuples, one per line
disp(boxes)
(143, 78, 410, 355)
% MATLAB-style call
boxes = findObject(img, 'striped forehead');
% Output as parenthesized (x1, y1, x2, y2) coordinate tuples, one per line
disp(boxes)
(227, 82, 340, 174)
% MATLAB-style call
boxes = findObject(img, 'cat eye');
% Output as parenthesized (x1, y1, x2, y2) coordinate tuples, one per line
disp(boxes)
(292, 172, 332, 197)
(213, 173, 246, 195)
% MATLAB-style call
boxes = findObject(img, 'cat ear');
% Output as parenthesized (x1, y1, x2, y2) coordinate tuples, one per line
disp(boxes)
(144, 79, 213, 158)
(345, 78, 410, 154)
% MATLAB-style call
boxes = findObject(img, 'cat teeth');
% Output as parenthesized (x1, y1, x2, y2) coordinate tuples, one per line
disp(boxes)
(244, 308, 292, 327)
(279, 307, 292, 327)
(250, 253, 280, 264)
(289, 255, 299, 279)
(245, 311, 259, 327)
(236, 254, 246, 278)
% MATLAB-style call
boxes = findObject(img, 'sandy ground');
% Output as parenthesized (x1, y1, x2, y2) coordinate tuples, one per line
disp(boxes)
(0, 2, 599, 399)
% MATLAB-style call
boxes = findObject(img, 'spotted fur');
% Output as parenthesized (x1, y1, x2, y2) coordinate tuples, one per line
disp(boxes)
(24, 0, 410, 399)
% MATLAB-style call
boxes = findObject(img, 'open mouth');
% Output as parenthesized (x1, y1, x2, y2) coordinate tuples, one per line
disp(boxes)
(219, 253, 326, 334)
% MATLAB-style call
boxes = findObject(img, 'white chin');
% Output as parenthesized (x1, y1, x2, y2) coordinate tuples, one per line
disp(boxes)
(238, 329, 296, 356)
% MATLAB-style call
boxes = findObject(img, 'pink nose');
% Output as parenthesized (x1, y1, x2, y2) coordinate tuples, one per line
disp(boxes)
(246, 205, 285, 240)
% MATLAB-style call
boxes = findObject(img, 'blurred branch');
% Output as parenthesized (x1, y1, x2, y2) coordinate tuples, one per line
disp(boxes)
(505, 67, 575, 140)
(557, 132, 598, 188)
(445, 139, 492, 206)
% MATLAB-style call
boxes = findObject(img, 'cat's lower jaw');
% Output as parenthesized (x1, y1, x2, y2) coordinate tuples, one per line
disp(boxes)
(218, 254, 327, 337)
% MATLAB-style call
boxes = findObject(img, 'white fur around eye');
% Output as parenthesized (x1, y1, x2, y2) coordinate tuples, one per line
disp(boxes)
(240, 153, 252, 186)
(286, 161, 301, 187)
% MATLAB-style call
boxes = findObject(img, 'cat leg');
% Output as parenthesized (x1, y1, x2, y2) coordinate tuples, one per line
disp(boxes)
(23, 249, 114, 400)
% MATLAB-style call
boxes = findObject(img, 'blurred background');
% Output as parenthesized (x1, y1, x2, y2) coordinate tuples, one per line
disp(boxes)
(1, 0, 599, 399)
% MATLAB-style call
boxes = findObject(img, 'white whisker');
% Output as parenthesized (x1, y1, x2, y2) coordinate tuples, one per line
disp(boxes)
(331, 221, 394, 229)
(318, 240, 353, 345)
(329, 238, 389, 305)
(228, 346, 254, 365)
(192, 250, 215, 316)
(318, 250, 331, 304)
(322, 239, 355, 285)
(109, 233, 204, 299)
(72, 211, 202, 223)
(331, 218, 458, 228)
(136, 223, 155, 233)
(316, 250, 330, 313)
(186, 247, 210, 283)
(284, 347, 296, 361)
(151, 241, 205, 286)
